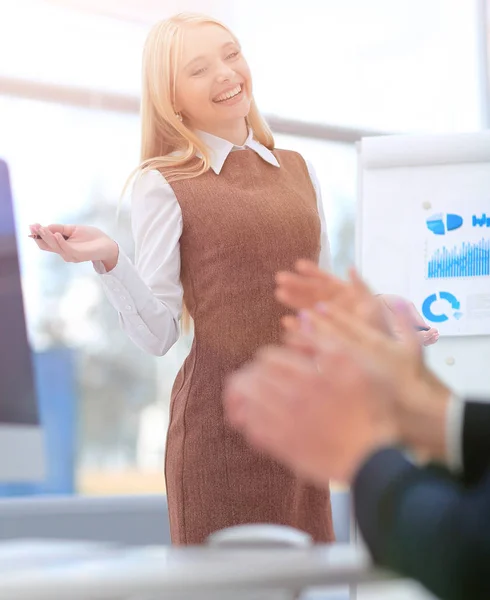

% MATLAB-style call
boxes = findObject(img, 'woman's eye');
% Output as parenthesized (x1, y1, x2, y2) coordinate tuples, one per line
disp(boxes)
(192, 67, 206, 76)
(226, 51, 240, 60)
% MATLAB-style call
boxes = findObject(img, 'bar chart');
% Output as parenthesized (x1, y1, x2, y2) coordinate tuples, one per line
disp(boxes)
(427, 238, 490, 279)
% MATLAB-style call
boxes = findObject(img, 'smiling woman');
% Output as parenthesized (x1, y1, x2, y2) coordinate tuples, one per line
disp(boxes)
(29, 12, 334, 547)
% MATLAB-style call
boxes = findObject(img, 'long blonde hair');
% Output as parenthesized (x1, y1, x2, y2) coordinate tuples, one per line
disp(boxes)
(131, 13, 275, 331)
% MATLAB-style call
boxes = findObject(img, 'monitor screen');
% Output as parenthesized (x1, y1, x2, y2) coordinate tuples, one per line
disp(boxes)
(0, 159, 44, 481)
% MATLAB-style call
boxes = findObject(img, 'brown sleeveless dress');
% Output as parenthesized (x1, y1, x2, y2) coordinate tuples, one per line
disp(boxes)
(163, 148, 334, 545)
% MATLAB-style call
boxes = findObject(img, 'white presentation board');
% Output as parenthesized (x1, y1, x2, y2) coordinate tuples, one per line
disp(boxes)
(357, 132, 490, 397)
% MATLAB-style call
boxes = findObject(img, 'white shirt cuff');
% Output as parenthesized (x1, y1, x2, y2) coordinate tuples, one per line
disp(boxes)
(446, 393, 465, 473)
(93, 250, 148, 316)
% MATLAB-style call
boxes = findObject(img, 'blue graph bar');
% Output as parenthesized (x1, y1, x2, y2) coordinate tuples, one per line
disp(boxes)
(427, 238, 490, 279)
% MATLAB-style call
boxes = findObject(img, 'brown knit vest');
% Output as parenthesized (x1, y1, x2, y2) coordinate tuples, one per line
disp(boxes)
(162, 148, 334, 545)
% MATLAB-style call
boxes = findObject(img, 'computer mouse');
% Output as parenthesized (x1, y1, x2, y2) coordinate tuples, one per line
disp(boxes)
(207, 524, 313, 548)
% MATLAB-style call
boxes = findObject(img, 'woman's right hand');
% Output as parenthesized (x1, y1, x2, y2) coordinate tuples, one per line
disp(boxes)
(29, 223, 119, 271)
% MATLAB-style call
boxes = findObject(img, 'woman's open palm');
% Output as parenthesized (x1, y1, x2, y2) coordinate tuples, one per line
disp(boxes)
(29, 223, 118, 265)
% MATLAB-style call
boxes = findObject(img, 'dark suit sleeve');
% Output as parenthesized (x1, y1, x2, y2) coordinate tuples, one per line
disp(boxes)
(462, 400, 490, 486)
(353, 447, 490, 600)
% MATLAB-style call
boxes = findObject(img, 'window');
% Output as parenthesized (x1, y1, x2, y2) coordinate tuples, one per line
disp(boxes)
(0, 96, 191, 495)
(234, 0, 482, 132)
(0, 2, 145, 94)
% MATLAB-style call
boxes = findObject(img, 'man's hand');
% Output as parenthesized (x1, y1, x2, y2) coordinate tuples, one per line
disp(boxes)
(276, 261, 391, 335)
(286, 303, 451, 463)
(224, 342, 398, 486)
(276, 261, 438, 346)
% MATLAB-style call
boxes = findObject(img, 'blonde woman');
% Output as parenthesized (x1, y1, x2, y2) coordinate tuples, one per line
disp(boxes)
(29, 13, 433, 545)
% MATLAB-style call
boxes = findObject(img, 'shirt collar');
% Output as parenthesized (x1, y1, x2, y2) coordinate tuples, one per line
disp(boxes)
(195, 129, 280, 174)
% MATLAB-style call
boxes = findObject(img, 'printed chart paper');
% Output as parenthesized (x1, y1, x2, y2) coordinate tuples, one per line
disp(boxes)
(409, 199, 490, 337)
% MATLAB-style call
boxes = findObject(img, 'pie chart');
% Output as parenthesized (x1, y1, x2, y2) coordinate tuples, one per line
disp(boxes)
(426, 213, 463, 235)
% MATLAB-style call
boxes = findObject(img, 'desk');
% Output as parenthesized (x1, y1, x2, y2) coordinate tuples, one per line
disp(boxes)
(0, 541, 392, 600)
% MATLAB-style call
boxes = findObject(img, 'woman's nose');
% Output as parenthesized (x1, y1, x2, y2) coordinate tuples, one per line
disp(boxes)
(216, 64, 235, 83)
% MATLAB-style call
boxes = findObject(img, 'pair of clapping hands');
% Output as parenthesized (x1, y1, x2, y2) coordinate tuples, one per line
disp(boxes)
(224, 261, 449, 485)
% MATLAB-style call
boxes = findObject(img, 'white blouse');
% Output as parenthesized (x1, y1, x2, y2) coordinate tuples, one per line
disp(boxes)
(93, 130, 331, 356)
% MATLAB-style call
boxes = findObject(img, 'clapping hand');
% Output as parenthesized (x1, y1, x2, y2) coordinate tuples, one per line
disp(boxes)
(275, 260, 439, 346)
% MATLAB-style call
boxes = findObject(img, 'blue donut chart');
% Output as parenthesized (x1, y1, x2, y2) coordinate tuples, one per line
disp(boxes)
(422, 292, 462, 323)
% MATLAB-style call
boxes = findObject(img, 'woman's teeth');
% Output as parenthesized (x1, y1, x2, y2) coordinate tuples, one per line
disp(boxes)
(214, 85, 242, 103)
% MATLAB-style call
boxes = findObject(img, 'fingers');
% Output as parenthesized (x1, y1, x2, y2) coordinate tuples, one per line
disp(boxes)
(276, 264, 387, 336)
(294, 262, 366, 314)
(30, 223, 75, 238)
(29, 224, 78, 261)
(380, 295, 430, 333)
(281, 314, 301, 333)
(282, 311, 385, 388)
(275, 263, 347, 310)
(348, 269, 390, 332)
(46, 224, 76, 237)
(294, 259, 331, 279)
(282, 330, 320, 359)
(28, 224, 51, 252)
(223, 368, 254, 427)
(283, 308, 354, 342)
(275, 271, 332, 309)
(420, 328, 439, 346)
(53, 232, 79, 262)
(224, 364, 299, 450)
(303, 305, 381, 348)
(390, 302, 424, 357)
(225, 346, 317, 427)
(29, 225, 64, 255)
(283, 299, 393, 359)
(348, 268, 373, 298)
(254, 345, 316, 382)
(406, 302, 430, 330)
(34, 226, 66, 256)
(283, 328, 359, 378)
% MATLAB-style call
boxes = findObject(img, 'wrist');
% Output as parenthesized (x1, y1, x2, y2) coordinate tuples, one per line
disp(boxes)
(101, 240, 119, 272)
(344, 420, 398, 484)
(397, 376, 451, 462)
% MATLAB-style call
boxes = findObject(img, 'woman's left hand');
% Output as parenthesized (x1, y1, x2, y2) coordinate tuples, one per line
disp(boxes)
(378, 294, 439, 346)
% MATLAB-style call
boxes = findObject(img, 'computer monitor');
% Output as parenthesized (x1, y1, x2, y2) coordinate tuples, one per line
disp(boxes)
(0, 159, 44, 481)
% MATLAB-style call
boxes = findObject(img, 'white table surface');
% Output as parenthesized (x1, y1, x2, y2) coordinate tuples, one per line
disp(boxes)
(0, 540, 394, 600)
